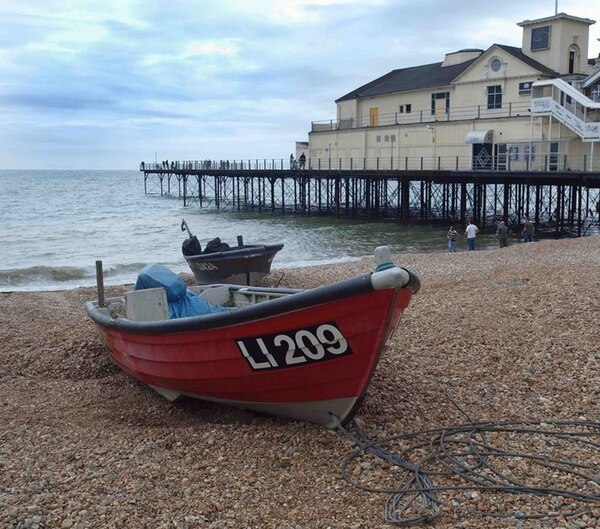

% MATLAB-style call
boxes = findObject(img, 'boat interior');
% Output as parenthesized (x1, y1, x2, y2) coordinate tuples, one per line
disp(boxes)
(98, 283, 300, 322)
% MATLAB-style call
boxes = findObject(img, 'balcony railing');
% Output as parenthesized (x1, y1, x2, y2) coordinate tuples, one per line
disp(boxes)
(531, 79, 600, 141)
(311, 101, 531, 132)
(301, 154, 600, 172)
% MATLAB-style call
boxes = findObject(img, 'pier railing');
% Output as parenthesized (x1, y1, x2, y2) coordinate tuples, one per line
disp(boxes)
(141, 153, 600, 174)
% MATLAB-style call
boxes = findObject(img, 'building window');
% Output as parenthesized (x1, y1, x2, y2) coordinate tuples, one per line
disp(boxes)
(490, 57, 502, 72)
(399, 105, 404, 113)
(406, 104, 412, 113)
(568, 45, 580, 74)
(509, 144, 535, 161)
(524, 145, 534, 161)
(390, 134, 396, 142)
(376, 135, 381, 142)
(592, 86, 600, 102)
(384, 135, 390, 142)
(531, 25, 550, 51)
(559, 91, 574, 106)
(431, 92, 450, 115)
(519, 81, 533, 95)
(487, 85, 502, 109)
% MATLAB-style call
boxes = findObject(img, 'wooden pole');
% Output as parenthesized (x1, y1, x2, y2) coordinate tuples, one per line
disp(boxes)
(95, 260, 105, 308)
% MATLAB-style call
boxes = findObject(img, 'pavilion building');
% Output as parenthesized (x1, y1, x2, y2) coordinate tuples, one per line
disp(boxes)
(307, 12, 600, 172)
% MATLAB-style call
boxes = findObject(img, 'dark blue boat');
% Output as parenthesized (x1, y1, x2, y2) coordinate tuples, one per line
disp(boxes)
(181, 220, 284, 286)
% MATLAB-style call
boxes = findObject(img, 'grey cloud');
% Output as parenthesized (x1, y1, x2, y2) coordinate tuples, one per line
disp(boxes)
(1, 0, 598, 169)
(1, 93, 113, 110)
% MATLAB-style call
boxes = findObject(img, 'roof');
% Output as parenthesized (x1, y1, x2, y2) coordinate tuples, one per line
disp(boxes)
(517, 12, 595, 27)
(582, 68, 600, 88)
(494, 44, 557, 76)
(336, 44, 557, 103)
(335, 59, 478, 102)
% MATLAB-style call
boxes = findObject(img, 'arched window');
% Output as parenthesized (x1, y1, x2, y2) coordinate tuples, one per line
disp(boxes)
(568, 45, 580, 74)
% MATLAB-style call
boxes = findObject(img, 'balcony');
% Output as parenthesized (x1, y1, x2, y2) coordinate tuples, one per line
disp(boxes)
(311, 101, 531, 132)
(532, 79, 600, 141)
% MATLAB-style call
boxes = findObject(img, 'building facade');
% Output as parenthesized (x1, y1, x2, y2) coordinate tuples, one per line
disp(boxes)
(307, 12, 600, 172)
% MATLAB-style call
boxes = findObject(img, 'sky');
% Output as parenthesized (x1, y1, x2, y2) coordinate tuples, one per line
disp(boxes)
(1, 0, 600, 170)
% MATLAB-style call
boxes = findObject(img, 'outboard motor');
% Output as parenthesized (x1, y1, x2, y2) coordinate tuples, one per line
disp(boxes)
(181, 219, 202, 256)
(203, 237, 230, 254)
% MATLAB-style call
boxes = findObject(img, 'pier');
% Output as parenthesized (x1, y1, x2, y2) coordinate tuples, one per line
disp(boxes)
(141, 157, 600, 235)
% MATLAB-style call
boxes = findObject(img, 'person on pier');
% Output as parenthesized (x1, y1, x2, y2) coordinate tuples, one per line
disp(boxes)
(299, 152, 306, 169)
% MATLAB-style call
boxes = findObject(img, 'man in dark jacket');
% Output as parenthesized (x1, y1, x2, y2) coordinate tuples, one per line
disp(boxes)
(298, 152, 306, 169)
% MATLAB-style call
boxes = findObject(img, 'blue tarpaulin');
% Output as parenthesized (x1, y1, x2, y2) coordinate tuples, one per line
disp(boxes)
(134, 263, 230, 319)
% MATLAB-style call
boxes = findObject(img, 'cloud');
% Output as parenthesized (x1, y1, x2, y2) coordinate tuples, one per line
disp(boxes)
(1, 0, 600, 168)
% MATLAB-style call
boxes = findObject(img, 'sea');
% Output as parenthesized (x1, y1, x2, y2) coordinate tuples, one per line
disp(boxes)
(0, 170, 504, 292)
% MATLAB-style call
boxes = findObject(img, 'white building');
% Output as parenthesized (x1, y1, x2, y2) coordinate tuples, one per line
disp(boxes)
(307, 12, 600, 172)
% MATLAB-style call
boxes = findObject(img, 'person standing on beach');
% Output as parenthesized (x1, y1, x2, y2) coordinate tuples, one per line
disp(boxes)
(522, 215, 534, 243)
(464, 219, 479, 251)
(497, 220, 509, 248)
(447, 225, 459, 252)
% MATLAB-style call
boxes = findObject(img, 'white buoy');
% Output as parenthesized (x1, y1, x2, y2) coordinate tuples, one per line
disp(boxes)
(374, 246, 394, 272)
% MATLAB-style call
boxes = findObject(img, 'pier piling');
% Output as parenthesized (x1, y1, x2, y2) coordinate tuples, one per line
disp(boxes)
(141, 159, 600, 235)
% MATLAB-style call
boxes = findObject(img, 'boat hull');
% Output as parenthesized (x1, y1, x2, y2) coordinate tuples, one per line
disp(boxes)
(184, 244, 284, 285)
(87, 269, 419, 426)
(150, 385, 359, 426)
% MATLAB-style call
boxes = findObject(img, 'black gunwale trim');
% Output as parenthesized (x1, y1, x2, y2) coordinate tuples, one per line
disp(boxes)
(86, 268, 420, 336)
(86, 273, 372, 335)
(184, 243, 284, 263)
(406, 272, 420, 294)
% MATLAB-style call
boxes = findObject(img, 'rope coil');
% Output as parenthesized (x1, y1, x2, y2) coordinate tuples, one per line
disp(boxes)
(333, 414, 600, 526)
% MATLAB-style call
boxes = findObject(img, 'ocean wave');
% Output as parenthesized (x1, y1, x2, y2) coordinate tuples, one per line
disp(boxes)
(101, 262, 151, 277)
(0, 265, 90, 286)
(0, 261, 190, 291)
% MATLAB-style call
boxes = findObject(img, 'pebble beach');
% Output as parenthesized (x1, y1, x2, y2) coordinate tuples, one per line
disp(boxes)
(1, 237, 599, 529)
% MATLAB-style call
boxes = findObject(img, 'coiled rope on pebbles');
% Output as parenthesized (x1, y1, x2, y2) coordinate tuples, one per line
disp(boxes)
(335, 416, 600, 526)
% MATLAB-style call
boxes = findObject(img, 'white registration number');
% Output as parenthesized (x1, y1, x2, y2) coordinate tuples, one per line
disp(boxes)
(236, 322, 351, 371)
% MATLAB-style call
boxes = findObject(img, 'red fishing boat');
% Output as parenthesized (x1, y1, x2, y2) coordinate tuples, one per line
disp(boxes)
(85, 247, 419, 427)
